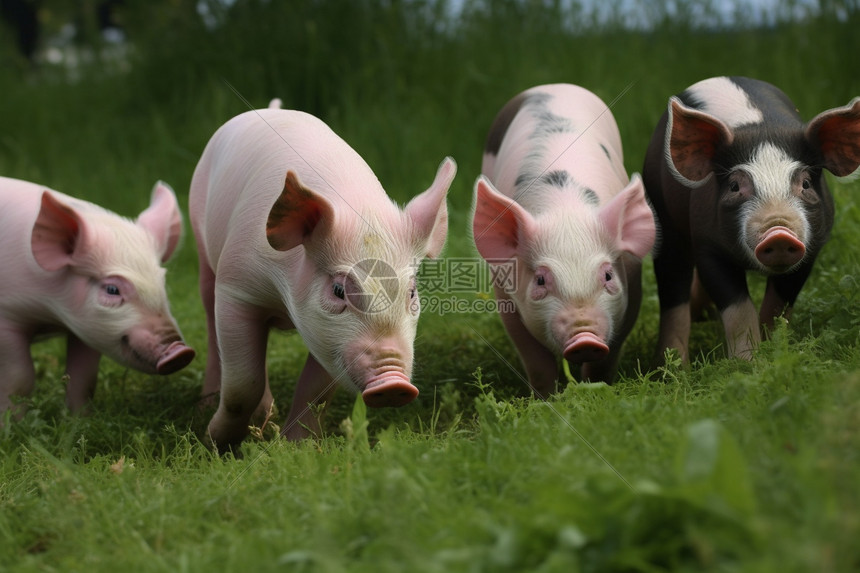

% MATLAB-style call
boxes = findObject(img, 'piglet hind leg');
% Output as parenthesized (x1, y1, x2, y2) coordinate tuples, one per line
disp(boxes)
(64, 334, 102, 411)
(281, 353, 338, 441)
(206, 297, 271, 454)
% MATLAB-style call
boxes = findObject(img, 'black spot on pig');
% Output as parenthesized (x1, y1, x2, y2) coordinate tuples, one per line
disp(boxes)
(600, 143, 611, 160)
(535, 110, 572, 135)
(485, 93, 529, 156)
(515, 172, 532, 190)
(541, 170, 570, 188)
(581, 188, 600, 205)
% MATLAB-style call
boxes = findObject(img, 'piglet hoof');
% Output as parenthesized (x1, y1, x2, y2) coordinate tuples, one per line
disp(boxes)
(156, 341, 196, 375)
(755, 226, 805, 271)
(362, 376, 419, 408)
(212, 440, 243, 459)
(563, 333, 609, 364)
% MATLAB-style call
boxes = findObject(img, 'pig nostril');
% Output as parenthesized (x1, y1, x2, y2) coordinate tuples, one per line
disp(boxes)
(121, 335, 129, 346)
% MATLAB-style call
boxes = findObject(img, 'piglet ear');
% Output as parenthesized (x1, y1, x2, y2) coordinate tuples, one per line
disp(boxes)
(666, 97, 734, 188)
(267, 170, 335, 252)
(136, 181, 183, 263)
(599, 174, 656, 259)
(31, 191, 86, 272)
(404, 157, 456, 259)
(472, 175, 537, 261)
(805, 97, 860, 177)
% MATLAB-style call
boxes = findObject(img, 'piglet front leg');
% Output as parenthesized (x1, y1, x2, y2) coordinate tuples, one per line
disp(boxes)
(207, 297, 270, 453)
(759, 263, 814, 331)
(0, 325, 36, 416)
(282, 353, 337, 441)
(495, 287, 558, 398)
(198, 258, 221, 407)
(64, 333, 101, 411)
(697, 255, 759, 360)
(651, 229, 695, 366)
(721, 299, 761, 360)
(580, 256, 642, 383)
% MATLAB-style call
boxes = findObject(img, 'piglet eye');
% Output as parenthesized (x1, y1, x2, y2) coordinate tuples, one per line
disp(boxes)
(531, 267, 550, 301)
(802, 178, 811, 190)
(729, 180, 740, 192)
(600, 263, 620, 295)
(105, 284, 121, 296)
(332, 282, 345, 300)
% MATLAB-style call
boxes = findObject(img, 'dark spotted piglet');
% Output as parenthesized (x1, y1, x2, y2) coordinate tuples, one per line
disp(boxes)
(473, 84, 656, 394)
(642, 76, 860, 362)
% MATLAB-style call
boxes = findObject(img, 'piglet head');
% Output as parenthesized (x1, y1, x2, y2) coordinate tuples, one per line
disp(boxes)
(31, 183, 195, 374)
(666, 96, 860, 273)
(266, 158, 456, 406)
(473, 175, 654, 363)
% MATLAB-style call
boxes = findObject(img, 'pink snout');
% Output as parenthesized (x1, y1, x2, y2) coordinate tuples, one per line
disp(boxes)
(563, 332, 610, 364)
(156, 341, 196, 375)
(361, 374, 419, 408)
(755, 226, 805, 270)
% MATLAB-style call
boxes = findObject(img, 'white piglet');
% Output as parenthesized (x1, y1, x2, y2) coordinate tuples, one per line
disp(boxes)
(0, 177, 195, 415)
(474, 84, 655, 395)
(190, 107, 455, 451)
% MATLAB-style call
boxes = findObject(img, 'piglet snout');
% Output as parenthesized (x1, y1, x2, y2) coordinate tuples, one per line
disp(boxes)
(563, 332, 610, 364)
(156, 340, 196, 375)
(755, 226, 805, 271)
(362, 374, 418, 408)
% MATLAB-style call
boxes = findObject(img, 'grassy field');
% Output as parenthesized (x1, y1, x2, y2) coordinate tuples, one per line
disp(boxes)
(1, 0, 859, 570)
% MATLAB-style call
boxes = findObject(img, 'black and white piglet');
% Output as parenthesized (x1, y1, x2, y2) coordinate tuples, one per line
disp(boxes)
(643, 76, 860, 361)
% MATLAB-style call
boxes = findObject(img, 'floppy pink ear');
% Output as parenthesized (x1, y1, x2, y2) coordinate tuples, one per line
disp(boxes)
(599, 174, 656, 259)
(266, 170, 335, 252)
(404, 157, 456, 259)
(137, 181, 183, 262)
(805, 97, 860, 177)
(31, 191, 87, 272)
(472, 176, 537, 261)
(666, 97, 734, 187)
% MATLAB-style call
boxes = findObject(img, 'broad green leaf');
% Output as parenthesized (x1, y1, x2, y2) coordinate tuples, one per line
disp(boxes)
(677, 419, 757, 517)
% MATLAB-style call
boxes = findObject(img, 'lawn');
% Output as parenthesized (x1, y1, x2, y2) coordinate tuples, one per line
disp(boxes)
(1, 0, 859, 570)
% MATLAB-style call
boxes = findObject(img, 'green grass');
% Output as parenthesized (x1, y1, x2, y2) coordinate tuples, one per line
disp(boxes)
(1, 0, 860, 570)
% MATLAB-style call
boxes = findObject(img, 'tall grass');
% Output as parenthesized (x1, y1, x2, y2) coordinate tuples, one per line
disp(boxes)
(1, 0, 859, 570)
